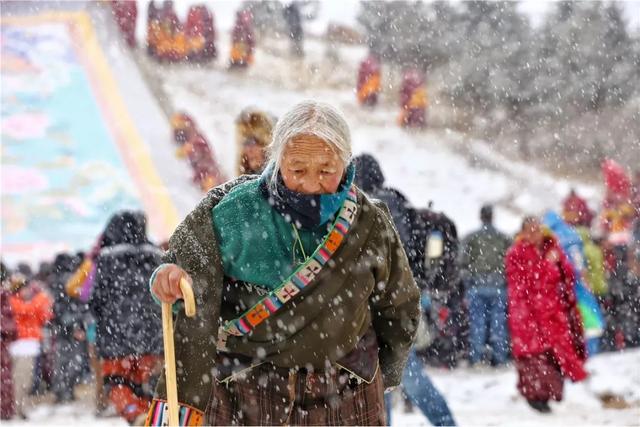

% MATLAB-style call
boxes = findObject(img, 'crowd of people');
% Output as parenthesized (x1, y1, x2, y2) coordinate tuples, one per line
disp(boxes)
(2, 148, 640, 425)
(1, 212, 164, 424)
(111, 0, 254, 67)
(1, 49, 640, 425)
(151, 102, 640, 425)
(109, 0, 218, 63)
(356, 52, 429, 128)
(110, 1, 430, 130)
(356, 53, 428, 128)
(1, 97, 639, 425)
(351, 153, 639, 419)
(145, 1, 217, 63)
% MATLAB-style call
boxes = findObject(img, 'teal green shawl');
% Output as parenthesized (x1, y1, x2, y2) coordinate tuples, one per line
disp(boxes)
(212, 176, 356, 289)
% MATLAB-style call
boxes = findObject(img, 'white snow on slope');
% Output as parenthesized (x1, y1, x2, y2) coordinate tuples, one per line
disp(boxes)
(138, 33, 599, 236)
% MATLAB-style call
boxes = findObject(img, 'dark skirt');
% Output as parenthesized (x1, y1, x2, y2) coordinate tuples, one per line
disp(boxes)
(515, 352, 564, 402)
(205, 360, 386, 426)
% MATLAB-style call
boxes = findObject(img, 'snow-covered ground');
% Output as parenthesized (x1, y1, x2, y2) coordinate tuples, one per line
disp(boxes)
(4, 349, 639, 426)
(395, 349, 640, 426)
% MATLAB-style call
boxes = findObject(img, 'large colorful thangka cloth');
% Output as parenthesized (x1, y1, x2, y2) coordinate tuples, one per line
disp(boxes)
(1, 11, 177, 263)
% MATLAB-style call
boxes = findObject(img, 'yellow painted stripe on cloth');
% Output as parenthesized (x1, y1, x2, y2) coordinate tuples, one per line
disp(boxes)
(73, 11, 179, 237)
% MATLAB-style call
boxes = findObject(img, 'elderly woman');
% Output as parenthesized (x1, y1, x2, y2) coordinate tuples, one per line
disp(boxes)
(147, 101, 420, 426)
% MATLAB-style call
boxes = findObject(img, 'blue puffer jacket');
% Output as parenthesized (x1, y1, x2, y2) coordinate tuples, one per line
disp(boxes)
(542, 211, 605, 336)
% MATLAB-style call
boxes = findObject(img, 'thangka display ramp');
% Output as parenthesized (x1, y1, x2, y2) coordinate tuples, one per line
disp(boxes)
(1, 11, 178, 263)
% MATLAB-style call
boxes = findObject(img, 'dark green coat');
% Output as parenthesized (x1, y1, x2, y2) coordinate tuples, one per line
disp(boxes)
(153, 176, 420, 412)
(460, 224, 512, 278)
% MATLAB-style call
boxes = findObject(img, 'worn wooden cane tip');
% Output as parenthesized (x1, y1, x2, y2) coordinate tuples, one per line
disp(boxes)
(179, 277, 197, 317)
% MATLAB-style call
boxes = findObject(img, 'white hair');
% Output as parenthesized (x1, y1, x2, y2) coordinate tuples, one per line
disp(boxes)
(266, 100, 352, 191)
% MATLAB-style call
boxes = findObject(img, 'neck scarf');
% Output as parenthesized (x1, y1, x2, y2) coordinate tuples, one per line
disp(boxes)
(259, 162, 356, 229)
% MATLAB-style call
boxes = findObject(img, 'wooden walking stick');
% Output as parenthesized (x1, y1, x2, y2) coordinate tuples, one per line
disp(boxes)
(162, 277, 197, 426)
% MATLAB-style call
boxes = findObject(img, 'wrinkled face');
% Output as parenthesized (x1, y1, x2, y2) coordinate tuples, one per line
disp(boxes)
(280, 134, 345, 195)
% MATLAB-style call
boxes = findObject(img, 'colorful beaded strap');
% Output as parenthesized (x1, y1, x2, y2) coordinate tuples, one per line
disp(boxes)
(217, 186, 358, 350)
(145, 399, 204, 426)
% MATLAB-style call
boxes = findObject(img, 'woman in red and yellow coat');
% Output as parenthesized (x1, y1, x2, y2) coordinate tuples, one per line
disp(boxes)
(156, 2, 181, 62)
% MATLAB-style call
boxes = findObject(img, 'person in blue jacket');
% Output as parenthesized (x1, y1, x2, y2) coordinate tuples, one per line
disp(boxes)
(542, 211, 605, 355)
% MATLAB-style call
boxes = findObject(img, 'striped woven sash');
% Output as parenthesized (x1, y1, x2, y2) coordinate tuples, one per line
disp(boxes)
(217, 185, 359, 351)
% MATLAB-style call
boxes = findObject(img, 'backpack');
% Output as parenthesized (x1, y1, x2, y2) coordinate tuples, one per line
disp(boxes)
(414, 208, 460, 298)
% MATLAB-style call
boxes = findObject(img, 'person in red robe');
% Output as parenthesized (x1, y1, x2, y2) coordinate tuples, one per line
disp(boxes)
(111, 1, 137, 48)
(184, 132, 223, 191)
(562, 189, 594, 227)
(506, 217, 587, 413)
(357, 53, 381, 107)
(399, 68, 427, 128)
(155, 1, 182, 62)
(229, 9, 255, 68)
(185, 5, 216, 62)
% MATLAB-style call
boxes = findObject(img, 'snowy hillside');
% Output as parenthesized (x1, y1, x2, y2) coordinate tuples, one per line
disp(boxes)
(135, 30, 601, 236)
(0, 0, 610, 258)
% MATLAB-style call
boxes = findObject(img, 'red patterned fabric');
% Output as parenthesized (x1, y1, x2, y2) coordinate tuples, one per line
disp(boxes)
(515, 352, 564, 401)
(102, 355, 161, 423)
